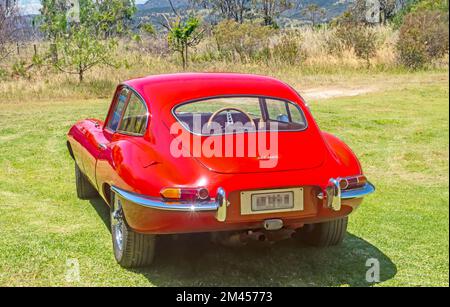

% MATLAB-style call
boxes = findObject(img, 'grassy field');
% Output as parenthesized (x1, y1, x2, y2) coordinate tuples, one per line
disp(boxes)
(0, 71, 448, 286)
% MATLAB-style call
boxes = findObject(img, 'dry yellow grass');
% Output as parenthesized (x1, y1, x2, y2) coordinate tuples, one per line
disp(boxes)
(0, 24, 448, 104)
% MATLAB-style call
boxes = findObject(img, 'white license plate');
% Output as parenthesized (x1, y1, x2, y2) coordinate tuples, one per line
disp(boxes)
(251, 192, 294, 211)
(240, 188, 304, 215)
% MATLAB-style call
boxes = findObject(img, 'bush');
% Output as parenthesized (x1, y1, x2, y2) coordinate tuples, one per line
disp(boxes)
(272, 31, 307, 65)
(328, 23, 381, 67)
(0, 67, 7, 80)
(396, 10, 449, 69)
(392, 0, 449, 28)
(12, 60, 29, 78)
(213, 20, 275, 63)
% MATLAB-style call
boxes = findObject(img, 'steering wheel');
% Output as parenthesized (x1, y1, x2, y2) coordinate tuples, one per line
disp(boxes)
(206, 107, 256, 131)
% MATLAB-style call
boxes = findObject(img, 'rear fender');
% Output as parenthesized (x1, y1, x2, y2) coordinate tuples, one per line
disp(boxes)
(322, 131, 363, 175)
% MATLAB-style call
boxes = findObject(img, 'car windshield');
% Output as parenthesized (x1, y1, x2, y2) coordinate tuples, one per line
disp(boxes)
(173, 96, 307, 135)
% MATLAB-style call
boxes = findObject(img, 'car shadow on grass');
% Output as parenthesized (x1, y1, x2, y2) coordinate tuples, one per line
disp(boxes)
(89, 197, 397, 287)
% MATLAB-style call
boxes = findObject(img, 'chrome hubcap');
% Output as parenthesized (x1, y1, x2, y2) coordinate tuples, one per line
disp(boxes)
(111, 196, 124, 251)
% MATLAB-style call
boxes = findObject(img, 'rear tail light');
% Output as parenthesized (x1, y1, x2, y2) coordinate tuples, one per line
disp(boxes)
(340, 175, 367, 190)
(160, 187, 210, 201)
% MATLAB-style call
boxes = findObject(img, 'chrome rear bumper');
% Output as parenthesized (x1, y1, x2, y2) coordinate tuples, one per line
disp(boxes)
(111, 186, 228, 221)
(341, 182, 376, 199)
(112, 181, 375, 222)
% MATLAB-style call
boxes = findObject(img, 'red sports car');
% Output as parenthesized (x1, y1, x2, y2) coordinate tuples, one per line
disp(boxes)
(67, 73, 375, 268)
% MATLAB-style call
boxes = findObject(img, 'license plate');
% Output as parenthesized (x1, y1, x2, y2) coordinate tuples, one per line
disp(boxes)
(251, 192, 294, 211)
(240, 188, 304, 215)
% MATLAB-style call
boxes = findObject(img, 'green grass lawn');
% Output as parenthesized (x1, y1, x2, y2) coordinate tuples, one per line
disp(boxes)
(0, 74, 448, 286)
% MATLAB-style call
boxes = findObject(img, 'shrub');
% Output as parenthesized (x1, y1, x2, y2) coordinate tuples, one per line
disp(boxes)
(0, 67, 7, 80)
(272, 31, 307, 65)
(213, 20, 275, 63)
(328, 23, 381, 67)
(12, 60, 29, 78)
(396, 10, 449, 69)
(352, 26, 380, 68)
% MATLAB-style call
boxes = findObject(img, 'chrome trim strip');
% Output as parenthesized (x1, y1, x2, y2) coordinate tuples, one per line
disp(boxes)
(111, 186, 221, 212)
(341, 182, 376, 199)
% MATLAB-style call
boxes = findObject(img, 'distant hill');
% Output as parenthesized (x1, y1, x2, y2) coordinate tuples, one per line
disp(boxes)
(136, 0, 352, 25)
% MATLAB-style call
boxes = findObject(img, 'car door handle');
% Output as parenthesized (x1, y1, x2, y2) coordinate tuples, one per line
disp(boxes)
(98, 143, 107, 150)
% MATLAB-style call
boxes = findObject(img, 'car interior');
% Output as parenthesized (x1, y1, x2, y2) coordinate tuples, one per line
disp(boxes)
(174, 97, 307, 135)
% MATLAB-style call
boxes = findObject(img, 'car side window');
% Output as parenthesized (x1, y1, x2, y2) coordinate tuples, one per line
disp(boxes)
(117, 92, 148, 135)
(266, 99, 291, 123)
(266, 98, 306, 126)
(107, 88, 129, 131)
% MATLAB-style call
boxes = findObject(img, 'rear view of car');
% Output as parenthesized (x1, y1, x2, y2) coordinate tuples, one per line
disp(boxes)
(67, 73, 375, 268)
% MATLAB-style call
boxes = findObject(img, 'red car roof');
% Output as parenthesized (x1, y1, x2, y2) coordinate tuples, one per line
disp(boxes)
(124, 73, 303, 114)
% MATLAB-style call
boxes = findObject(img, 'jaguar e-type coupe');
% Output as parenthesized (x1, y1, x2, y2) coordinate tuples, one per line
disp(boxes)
(67, 73, 375, 268)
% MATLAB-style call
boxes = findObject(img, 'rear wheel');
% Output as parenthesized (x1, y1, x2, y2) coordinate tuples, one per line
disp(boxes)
(75, 163, 97, 199)
(111, 193, 156, 268)
(297, 217, 348, 247)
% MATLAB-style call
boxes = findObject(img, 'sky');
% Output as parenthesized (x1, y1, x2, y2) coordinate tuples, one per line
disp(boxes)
(19, 0, 148, 15)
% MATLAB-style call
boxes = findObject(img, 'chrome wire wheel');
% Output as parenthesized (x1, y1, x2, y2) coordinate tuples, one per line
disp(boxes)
(111, 196, 124, 252)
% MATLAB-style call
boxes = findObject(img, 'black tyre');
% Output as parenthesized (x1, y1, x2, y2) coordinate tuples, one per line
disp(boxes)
(297, 217, 348, 247)
(75, 163, 97, 199)
(110, 193, 156, 268)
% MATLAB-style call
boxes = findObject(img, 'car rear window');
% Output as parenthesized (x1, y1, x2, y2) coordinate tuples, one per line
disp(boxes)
(173, 96, 307, 135)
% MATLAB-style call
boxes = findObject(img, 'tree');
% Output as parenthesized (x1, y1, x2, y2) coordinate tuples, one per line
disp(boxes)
(0, 3, 22, 64)
(38, 0, 135, 61)
(55, 24, 118, 82)
(95, 0, 137, 38)
(167, 16, 204, 69)
(302, 4, 326, 27)
(38, 0, 68, 41)
(38, 0, 125, 82)
(256, 0, 294, 26)
(193, 0, 251, 23)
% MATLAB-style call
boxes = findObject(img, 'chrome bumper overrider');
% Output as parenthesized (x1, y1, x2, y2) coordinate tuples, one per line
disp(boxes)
(111, 186, 229, 222)
(317, 181, 376, 211)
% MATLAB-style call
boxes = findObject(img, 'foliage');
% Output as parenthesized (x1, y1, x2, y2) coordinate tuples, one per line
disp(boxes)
(141, 23, 156, 36)
(39, 0, 136, 39)
(272, 31, 306, 65)
(167, 16, 204, 69)
(352, 26, 381, 68)
(0, 4, 22, 63)
(255, 0, 294, 26)
(12, 60, 29, 78)
(95, 0, 137, 38)
(36, 0, 128, 82)
(302, 4, 327, 27)
(56, 24, 119, 82)
(38, 0, 68, 41)
(328, 20, 381, 67)
(392, 0, 449, 27)
(213, 20, 275, 63)
(396, 10, 449, 68)
(193, 0, 251, 23)
(0, 67, 7, 80)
